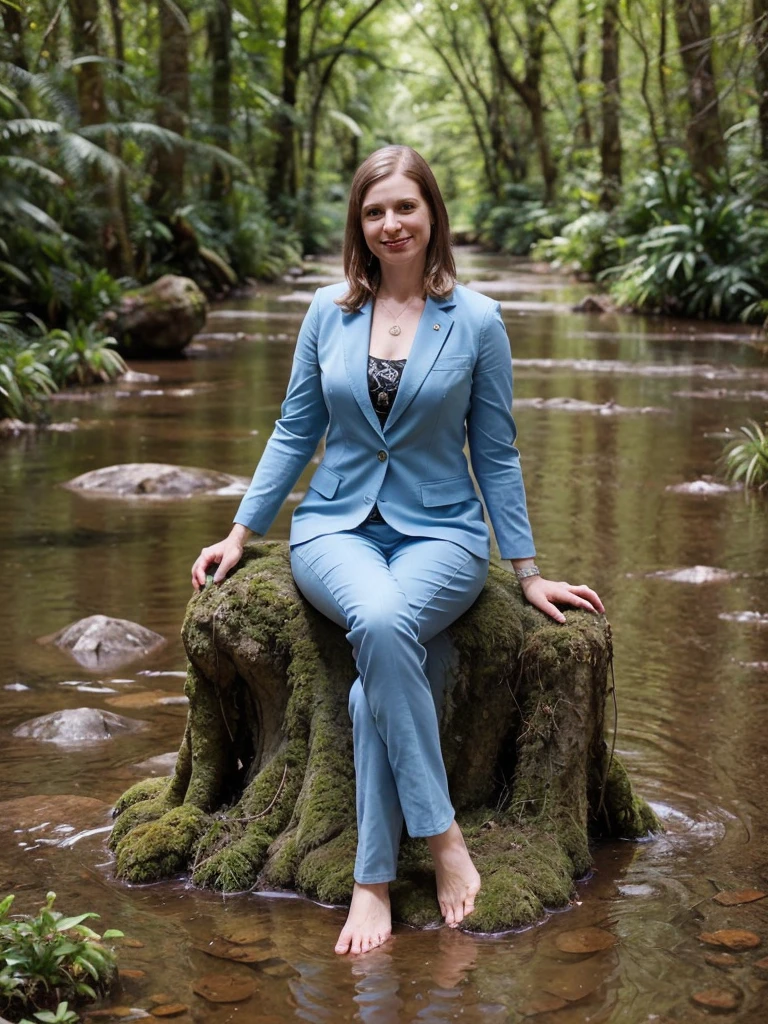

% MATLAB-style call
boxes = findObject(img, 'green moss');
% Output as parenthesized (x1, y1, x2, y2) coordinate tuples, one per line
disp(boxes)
(261, 832, 300, 889)
(114, 805, 208, 883)
(295, 827, 357, 904)
(596, 755, 661, 838)
(109, 790, 175, 850)
(112, 777, 170, 817)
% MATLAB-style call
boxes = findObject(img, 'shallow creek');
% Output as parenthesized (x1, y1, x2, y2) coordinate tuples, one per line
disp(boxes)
(1, 250, 767, 1023)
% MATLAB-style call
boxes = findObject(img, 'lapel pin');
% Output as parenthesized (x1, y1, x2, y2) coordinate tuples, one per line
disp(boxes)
(432, 323, 440, 331)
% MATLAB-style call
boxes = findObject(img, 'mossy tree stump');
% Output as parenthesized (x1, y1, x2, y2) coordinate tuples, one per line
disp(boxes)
(110, 541, 657, 932)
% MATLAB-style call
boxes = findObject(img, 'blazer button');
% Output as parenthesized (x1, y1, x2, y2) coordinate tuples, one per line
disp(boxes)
(377, 450, 388, 462)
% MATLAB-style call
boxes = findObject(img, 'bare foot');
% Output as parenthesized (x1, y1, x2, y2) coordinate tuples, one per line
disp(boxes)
(427, 820, 481, 929)
(335, 882, 392, 955)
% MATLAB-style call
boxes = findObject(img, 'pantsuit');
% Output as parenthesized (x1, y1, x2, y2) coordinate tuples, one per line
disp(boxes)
(291, 519, 488, 882)
(233, 281, 535, 882)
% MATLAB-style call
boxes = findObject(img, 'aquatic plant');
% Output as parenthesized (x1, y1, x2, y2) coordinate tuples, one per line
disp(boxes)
(0, 892, 122, 1023)
(0, 315, 57, 422)
(722, 420, 768, 491)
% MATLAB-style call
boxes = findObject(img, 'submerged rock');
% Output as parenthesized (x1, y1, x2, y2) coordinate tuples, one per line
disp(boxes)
(63, 463, 248, 500)
(644, 566, 738, 584)
(100, 274, 207, 357)
(13, 707, 144, 744)
(572, 294, 617, 314)
(39, 614, 166, 670)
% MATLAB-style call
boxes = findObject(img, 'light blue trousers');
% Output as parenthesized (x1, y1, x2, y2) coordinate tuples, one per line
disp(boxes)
(290, 520, 489, 884)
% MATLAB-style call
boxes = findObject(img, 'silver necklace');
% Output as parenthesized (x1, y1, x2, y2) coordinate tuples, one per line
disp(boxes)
(377, 294, 420, 336)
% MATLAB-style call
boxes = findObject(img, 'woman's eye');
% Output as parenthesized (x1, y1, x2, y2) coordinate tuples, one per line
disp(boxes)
(366, 209, 381, 217)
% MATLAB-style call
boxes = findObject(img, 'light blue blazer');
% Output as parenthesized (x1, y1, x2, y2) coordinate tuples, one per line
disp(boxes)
(233, 281, 536, 561)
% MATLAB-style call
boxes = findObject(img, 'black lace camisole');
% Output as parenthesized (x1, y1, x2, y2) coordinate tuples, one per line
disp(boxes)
(366, 355, 406, 523)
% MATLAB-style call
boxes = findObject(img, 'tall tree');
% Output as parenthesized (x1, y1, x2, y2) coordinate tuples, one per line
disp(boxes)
(599, 0, 622, 208)
(208, 0, 232, 203)
(67, 0, 133, 275)
(148, 0, 191, 211)
(672, 0, 726, 184)
(754, 0, 768, 162)
(479, 0, 559, 202)
(268, 0, 301, 214)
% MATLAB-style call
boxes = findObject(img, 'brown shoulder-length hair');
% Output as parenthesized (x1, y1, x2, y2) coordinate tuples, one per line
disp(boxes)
(336, 145, 456, 313)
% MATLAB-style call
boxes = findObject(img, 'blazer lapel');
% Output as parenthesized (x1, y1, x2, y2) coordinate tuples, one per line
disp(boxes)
(385, 295, 455, 433)
(341, 299, 385, 440)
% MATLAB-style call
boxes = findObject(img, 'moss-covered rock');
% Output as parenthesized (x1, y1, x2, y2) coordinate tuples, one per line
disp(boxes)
(110, 541, 659, 932)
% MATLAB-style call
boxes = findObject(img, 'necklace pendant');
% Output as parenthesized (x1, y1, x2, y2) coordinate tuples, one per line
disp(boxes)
(388, 324, 401, 336)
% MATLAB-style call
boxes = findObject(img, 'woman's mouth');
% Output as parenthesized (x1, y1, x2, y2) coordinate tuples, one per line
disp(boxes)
(381, 237, 412, 250)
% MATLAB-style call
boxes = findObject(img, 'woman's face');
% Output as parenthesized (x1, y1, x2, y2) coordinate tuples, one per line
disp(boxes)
(360, 171, 433, 273)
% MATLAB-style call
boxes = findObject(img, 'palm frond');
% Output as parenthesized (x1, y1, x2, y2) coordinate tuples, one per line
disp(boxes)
(0, 155, 65, 187)
(1, 118, 61, 140)
(57, 131, 126, 180)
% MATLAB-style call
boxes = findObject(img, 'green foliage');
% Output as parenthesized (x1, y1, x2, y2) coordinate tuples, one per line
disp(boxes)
(722, 421, 768, 491)
(603, 168, 768, 321)
(225, 185, 303, 281)
(535, 210, 619, 276)
(0, 315, 125, 421)
(0, 892, 121, 1023)
(44, 324, 126, 387)
(474, 185, 566, 255)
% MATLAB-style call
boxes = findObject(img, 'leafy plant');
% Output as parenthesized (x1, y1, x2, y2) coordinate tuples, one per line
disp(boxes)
(44, 323, 126, 387)
(0, 316, 58, 421)
(474, 184, 565, 255)
(0, 892, 122, 1023)
(722, 420, 768, 491)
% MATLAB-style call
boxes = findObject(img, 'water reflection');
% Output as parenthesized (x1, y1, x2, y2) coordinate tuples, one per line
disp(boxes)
(0, 254, 767, 1021)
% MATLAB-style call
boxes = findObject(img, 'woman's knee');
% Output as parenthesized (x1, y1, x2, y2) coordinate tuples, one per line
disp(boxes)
(349, 600, 417, 647)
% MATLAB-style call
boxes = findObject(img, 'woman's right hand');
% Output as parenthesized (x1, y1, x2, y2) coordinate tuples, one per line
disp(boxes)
(191, 524, 253, 591)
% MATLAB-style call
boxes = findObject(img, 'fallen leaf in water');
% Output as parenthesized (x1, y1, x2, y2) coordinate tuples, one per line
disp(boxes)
(258, 958, 299, 979)
(193, 939, 263, 962)
(554, 927, 616, 954)
(753, 956, 768, 970)
(519, 993, 568, 1016)
(147, 995, 173, 1006)
(150, 1005, 188, 1018)
(705, 952, 740, 968)
(713, 889, 767, 906)
(698, 930, 761, 950)
(690, 987, 742, 1011)
(121, 938, 145, 948)
(192, 973, 257, 1003)
(218, 925, 273, 947)
(120, 969, 147, 981)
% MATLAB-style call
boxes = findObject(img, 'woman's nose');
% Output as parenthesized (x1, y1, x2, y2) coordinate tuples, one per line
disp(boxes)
(383, 210, 401, 233)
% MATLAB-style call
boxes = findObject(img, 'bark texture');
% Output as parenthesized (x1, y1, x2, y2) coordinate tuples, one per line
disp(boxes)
(599, 0, 622, 209)
(148, 0, 191, 211)
(110, 543, 658, 933)
(673, 0, 725, 184)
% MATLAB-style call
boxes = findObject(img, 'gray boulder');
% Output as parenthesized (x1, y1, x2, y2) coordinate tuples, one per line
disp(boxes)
(63, 463, 248, 500)
(39, 614, 166, 670)
(99, 274, 207, 357)
(13, 708, 144, 745)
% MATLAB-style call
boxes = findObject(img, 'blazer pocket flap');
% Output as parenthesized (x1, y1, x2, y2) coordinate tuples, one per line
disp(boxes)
(308, 464, 341, 499)
(421, 475, 477, 507)
(432, 355, 472, 371)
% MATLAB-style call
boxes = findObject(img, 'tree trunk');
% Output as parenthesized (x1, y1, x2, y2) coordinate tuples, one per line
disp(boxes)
(673, 0, 726, 185)
(109, 544, 657, 932)
(67, 0, 133, 276)
(599, 0, 622, 209)
(208, 0, 232, 204)
(147, 0, 191, 211)
(575, 0, 593, 147)
(754, 0, 768, 163)
(268, 0, 301, 216)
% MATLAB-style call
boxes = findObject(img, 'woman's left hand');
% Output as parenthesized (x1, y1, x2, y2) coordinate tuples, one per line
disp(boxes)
(519, 576, 605, 624)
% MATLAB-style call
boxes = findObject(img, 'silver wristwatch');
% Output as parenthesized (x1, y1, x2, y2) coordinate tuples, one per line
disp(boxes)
(514, 563, 541, 581)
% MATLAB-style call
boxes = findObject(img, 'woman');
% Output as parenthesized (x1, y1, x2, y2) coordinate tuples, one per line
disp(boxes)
(191, 145, 604, 956)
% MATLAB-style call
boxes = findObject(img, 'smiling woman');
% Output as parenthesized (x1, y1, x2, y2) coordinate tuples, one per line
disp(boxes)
(190, 144, 605, 957)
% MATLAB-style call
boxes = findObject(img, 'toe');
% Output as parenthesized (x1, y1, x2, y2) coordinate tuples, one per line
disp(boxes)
(453, 902, 465, 925)
(335, 928, 353, 955)
(350, 934, 363, 955)
(463, 895, 476, 917)
(444, 902, 456, 927)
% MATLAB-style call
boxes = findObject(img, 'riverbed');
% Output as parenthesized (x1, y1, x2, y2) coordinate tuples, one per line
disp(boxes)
(1, 250, 767, 1022)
